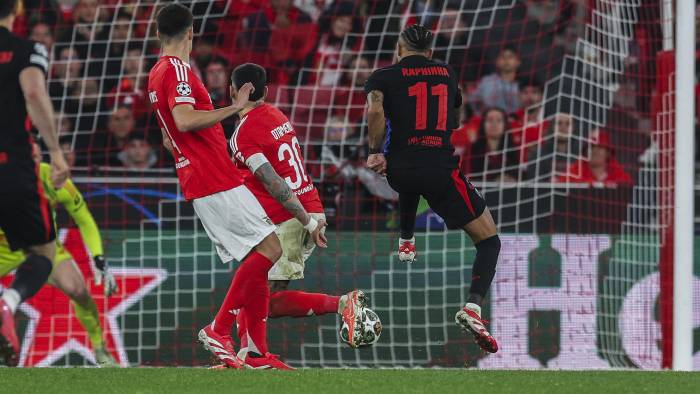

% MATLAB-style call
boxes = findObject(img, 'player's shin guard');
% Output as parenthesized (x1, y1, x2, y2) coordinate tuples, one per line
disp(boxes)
(213, 251, 274, 336)
(72, 299, 104, 349)
(10, 254, 52, 304)
(268, 291, 340, 318)
(468, 235, 500, 305)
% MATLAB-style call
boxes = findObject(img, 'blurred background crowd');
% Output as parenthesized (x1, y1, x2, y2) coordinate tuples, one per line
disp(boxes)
(11, 0, 688, 199)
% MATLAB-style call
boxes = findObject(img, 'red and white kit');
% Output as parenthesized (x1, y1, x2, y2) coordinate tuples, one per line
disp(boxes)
(230, 103, 324, 280)
(148, 56, 275, 262)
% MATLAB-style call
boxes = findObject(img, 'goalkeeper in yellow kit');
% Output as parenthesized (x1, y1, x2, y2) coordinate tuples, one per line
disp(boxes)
(0, 144, 119, 366)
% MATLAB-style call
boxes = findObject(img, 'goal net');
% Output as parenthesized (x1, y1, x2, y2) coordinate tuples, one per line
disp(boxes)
(7, 0, 695, 368)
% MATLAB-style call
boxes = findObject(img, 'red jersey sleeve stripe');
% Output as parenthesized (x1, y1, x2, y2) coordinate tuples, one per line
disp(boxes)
(169, 58, 181, 80)
(169, 58, 189, 82)
(230, 115, 248, 155)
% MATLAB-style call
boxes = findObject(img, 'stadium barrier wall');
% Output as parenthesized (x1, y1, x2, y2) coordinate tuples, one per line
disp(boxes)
(2, 230, 697, 369)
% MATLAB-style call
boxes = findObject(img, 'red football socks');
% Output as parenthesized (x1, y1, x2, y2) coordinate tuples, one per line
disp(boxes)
(269, 291, 340, 318)
(237, 291, 341, 348)
(213, 251, 274, 337)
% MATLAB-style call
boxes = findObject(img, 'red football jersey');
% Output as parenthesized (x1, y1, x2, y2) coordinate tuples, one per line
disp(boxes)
(148, 56, 243, 200)
(230, 103, 323, 224)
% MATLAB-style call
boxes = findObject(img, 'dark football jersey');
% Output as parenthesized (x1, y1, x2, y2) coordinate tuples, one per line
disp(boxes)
(364, 55, 461, 168)
(0, 26, 49, 194)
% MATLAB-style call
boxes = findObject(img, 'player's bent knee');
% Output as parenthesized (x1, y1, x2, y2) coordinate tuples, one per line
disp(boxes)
(478, 234, 501, 254)
(464, 209, 498, 244)
(12, 254, 53, 302)
(65, 282, 90, 303)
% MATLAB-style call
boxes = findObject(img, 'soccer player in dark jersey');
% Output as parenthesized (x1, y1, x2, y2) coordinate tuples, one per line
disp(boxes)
(0, 0, 70, 366)
(365, 24, 500, 353)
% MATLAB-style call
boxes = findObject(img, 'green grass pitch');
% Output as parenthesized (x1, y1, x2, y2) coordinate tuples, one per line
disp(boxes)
(0, 369, 697, 394)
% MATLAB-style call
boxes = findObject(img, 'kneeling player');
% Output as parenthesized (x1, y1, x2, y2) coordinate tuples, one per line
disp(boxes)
(0, 144, 119, 366)
(229, 64, 371, 362)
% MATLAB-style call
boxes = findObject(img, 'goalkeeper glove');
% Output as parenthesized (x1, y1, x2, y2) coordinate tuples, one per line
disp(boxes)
(93, 255, 118, 297)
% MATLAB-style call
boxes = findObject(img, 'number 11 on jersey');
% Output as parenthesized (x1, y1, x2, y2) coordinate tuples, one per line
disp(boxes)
(408, 82, 448, 131)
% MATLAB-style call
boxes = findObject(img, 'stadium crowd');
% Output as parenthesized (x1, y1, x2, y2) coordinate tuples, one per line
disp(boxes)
(12, 0, 665, 195)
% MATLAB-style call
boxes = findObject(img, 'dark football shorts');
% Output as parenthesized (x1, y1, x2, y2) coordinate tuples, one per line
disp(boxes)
(0, 166, 56, 251)
(387, 166, 487, 230)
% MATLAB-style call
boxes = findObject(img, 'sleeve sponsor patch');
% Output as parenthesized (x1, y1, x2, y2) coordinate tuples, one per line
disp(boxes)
(29, 54, 48, 72)
(33, 42, 49, 58)
(174, 96, 195, 104)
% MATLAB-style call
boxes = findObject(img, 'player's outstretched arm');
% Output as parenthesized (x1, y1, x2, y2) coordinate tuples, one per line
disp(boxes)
(20, 67, 69, 188)
(57, 179, 118, 296)
(253, 162, 327, 248)
(366, 90, 387, 175)
(171, 82, 255, 132)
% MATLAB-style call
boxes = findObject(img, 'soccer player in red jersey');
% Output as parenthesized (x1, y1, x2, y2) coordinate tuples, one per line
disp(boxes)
(227, 64, 372, 358)
(148, 4, 325, 370)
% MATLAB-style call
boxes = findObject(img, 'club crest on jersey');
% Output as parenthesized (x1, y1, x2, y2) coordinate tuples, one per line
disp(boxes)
(176, 82, 192, 96)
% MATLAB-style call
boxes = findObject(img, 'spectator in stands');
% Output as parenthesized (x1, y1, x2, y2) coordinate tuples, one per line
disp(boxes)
(122, 45, 146, 79)
(49, 46, 83, 112)
(72, 78, 107, 142)
(468, 47, 521, 114)
(204, 57, 230, 107)
(307, 1, 362, 86)
(107, 105, 135, 148)
(432, 7, 473, 80)
(29, 20, 54, 52)
(524, 112, 579, 181)
(115, 132, 157, 170)
(204, 57, 236, 136)
(557, 129, 632, 186)
(238, 0, 317, 84)
(105, 44, 151, 119)
(57, 0, 107, 59)
(469, 107, 520, 182)
(336, 55, 372, 123)
(526, 0, 575, 37)
(91, 105, 136, 166)
(511, 77, 550, 161)
(102, 11, 135, 90)
(192, 35, 217, 70)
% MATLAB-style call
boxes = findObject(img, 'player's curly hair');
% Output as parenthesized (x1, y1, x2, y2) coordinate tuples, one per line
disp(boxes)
(399, 24, 434, 52)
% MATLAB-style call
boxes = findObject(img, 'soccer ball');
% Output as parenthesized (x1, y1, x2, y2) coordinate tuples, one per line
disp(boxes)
(339, 308, 382, 348)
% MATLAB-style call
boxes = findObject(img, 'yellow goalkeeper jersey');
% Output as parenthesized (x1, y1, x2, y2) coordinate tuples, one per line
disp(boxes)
(0, 163, 103, 271)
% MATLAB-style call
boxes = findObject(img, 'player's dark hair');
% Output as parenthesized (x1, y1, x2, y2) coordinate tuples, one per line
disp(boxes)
(156, 3, 193, 42)
(400, 24, 434, 52)
(232, 63, 266, 102)
(0, 0, 19, 19)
